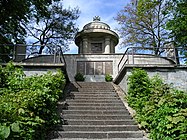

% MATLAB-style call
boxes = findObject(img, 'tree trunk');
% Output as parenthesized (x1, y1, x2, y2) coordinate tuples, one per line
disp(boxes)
(38, 45, 45, 54)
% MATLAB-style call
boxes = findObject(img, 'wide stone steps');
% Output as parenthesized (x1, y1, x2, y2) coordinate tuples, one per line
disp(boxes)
(66, 100, 123, 104)
(65, 102, 124, 106)
(67, 97, 121, 100)
(63, 114, 132, 120)
(63, 120, 136, 125)
(61, 125, 139, 131)
(51, 82, 146, 139)
(62, 106, 127, 110)
(56, 131, 144, 139)
(62, 110, 129, 114)
(68, 93, 118, 97)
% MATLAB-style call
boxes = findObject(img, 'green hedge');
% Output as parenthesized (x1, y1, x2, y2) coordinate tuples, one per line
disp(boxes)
(127, 68, 187, 140)
(0, 63, 66, 139)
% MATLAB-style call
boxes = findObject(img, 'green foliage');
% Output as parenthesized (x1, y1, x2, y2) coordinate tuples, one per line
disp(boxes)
(115, 0, 170, 55)
(0, 62, 66, 139)
(127, 68, 187, 140)
(0, 0, 60, 44)
(26, 2, 80, 54)
(74, 72, 85, 81)
(105, 74, 113, 82)
(166, 0, 187, 62)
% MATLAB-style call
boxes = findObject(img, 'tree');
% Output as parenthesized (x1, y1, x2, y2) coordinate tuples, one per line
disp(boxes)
(115, 0, 170, 55)
(24, 2, 79, 55)
(0, 0, 59, 44)
(166, 0, 187, 61)
(0, 0, 59, 62)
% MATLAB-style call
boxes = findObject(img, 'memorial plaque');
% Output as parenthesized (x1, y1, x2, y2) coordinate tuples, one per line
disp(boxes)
(77, 61, 85, 75)
(105, 61, 113, 74)
(95, 62, 103, 75)
(86, 62, 94, 75)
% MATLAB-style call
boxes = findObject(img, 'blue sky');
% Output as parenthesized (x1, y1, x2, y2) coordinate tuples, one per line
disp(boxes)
(62, 0, 130, 54)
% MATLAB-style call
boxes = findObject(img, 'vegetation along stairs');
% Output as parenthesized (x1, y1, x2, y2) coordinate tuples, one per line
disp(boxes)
(52, 82, 147, 139)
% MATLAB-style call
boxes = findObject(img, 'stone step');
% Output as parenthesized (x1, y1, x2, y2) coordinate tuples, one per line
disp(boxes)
(61, 125, 139, 131)
(66, 97, 120, 101)
(63, 119, 136, 125)
(65, 102, 124, 106)
(71, 82, 113, 87)
(53, 138, 147, 140)
(63, 114, 132, 120)
(76, 86, 114, 88)
(53, 82, 146, 140)
(77, 87, 114, 90)
(71, 91, 116, 94)
(68, 93, 118, 97)
(66, 95, 119, 99)
(63, 106, 127, 110)
(76, 89, 115, 92)
(66, 100, 123, 104)
(66, 94, 118, 100)
(54, 131, 144, 139)
(62, 110, 129, 115)
(72, 84, 113, 87)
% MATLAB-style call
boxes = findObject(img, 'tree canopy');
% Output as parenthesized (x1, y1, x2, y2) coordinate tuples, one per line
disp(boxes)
(0, 0, 80, 61)
(24, 2, 79, 55)
(115, 0, 170, 55)
(166, 0, 187, 61)
(0, 0, 60, 44)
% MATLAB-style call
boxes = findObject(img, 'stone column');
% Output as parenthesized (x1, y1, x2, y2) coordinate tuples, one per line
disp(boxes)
(110, 40, 115, 53)
(104, 37, 110, 53)
(14, 45, 26, 62)
(79, 41, 83, 54)
(83, 38, 88, 54)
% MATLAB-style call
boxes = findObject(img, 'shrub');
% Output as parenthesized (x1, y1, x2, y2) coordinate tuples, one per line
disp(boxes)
(127, 68, 187, 140)
(0, 63, 66, 139)
(105, 74, 113, 82)
(74, 72, 85, 81)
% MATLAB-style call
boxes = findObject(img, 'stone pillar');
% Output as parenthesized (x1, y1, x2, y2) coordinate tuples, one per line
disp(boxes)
(83, 38, 88, 54)
(104, 37, 110, 53)
(110, 41, 115, 53)
(79, 41, 83, 54)
(14, 45, 26, 62)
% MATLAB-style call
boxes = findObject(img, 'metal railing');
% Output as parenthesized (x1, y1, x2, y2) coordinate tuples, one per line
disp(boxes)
(0, 44, 66, 64)
(117, 47, 186, 73)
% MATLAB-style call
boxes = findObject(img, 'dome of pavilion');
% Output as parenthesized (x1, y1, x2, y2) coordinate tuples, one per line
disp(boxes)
(75, 16, 119, 54)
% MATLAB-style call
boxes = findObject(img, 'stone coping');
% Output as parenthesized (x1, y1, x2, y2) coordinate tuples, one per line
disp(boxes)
(123, 64, 187, 68)
(1, 62, 65, 67)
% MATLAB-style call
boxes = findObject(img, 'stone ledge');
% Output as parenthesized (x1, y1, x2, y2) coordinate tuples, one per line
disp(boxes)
(1, 62, 65, 67)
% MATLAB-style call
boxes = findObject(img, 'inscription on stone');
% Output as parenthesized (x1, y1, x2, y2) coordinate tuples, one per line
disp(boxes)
(77, 61, 85, 75)
(95, 62, 103, 75)
(86, 62, 94, 75)
(77, 61, 113, 75)
(105, 61, 113, 74)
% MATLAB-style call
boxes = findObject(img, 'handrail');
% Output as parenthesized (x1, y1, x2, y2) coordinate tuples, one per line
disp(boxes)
(117, 46, 186, 73)
(117, 48, 130, 72)
(58, 45, 67, 66)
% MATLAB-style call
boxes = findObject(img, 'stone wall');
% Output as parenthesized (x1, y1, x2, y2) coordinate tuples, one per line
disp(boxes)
(64, 54, 122, 82)
(12, 63, 65, 77)
(64, 54, 175, 82)
(118, 66, 187, 93)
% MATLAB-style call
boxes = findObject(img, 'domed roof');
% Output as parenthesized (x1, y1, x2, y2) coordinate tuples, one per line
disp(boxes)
(83, 16, 110, 30)
(75, 16, 119, 47)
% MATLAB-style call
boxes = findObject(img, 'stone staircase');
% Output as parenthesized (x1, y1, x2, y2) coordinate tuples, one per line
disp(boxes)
(51, 82, 147, 140)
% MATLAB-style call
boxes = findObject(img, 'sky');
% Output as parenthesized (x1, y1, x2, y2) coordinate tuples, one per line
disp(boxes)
(62, 0, 130, 54)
